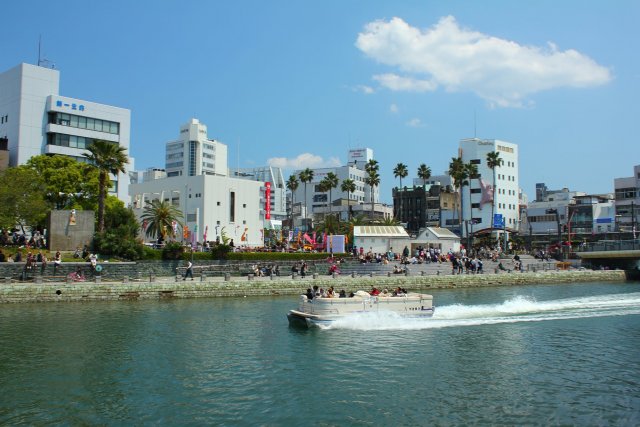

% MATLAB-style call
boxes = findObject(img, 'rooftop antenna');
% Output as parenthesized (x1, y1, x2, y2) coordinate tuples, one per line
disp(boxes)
(474, 110, 477, 138)
(37, 35, 55, 68)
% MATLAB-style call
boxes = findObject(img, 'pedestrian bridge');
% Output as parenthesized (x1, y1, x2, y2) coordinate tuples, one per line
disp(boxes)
(576, 240, 640, 278)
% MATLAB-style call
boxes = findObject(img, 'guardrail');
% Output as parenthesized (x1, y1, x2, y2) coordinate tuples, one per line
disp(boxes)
(576, 239, 640, 252)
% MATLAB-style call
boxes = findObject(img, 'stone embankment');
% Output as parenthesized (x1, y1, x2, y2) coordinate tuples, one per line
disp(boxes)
(0, 270, 629, 303)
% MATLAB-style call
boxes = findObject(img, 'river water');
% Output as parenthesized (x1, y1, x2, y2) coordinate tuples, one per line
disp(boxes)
(1, 281, 639, 426)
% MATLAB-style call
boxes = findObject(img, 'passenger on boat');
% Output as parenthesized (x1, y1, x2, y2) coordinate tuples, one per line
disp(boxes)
(348, 292, 355, 298)
(393, 287, 404, 296)
(370, 287, 381, 296)
(326, 287, 335, 298)
(313, 285, 320, 296)
(339, 289, 347, 298)
(306, 288, 314, 300)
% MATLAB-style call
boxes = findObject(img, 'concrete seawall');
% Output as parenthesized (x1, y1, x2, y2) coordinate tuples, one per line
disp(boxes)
(0, 270, 630, 303)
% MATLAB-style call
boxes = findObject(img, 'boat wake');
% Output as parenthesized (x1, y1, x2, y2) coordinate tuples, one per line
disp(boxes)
(323, 292, 640, 331)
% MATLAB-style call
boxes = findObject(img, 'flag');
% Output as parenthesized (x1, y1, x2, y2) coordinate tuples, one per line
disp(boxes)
(203, 226, 208, 242)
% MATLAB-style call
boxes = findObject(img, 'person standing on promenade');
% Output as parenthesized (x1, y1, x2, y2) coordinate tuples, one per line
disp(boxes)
(183, 260, 194, 281)
(53, 251, 62, 276)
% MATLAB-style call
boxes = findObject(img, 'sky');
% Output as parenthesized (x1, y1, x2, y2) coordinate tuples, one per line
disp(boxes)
(2, 0, 638, 203)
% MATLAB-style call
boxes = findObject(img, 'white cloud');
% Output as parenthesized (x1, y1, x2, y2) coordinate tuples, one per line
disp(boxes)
(267, 153, 342, 170)
(406, 118, 423, 127)
(356, 16, 612, 107)
(389, 103, 399, 113)
(353, 84, 375, 94)
(374, 73, 437, 92)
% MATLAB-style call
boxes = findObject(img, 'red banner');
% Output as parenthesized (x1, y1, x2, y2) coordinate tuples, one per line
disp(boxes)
(265, 182, 271, 220)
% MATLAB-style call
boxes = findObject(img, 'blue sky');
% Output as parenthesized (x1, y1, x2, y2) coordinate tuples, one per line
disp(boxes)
(3, 0, 638, 203)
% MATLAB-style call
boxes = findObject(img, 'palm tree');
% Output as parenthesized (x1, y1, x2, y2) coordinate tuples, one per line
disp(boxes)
(393, 163, 408, 221)
(393, 163, 408, 189)
(318, 178, 331, 217)
(84, 139, 128, 233)
(341, 178, 356, 220)
(417, 163, 432, 186)
(298, 168, 314, 223)
(286, 174, 299, 226)
(364, 159, 380, 220)
(324, 172, 339, 217)
(140, 199, 183, 240)
(448, 157, 468, 233)
(486, 151, 504, 232)
(465, 162, 479, 247)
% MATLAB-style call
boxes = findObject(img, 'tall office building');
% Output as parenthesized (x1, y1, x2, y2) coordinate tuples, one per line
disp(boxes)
(459, 138, 520, 236)
(0, 63, 132, 202)
(165, 119, 227, 177)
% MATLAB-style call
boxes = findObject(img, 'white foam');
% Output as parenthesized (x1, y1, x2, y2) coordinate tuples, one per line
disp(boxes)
(322, 292, 640, 331)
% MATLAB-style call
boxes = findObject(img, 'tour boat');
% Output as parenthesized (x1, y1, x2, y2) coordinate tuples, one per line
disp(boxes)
(287, 290, 434, 327)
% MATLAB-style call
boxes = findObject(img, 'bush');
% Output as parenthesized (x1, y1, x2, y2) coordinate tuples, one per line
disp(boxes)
(93, 232, 144, 261)
(142, 246, 162, 260)
(162, 242, 185, 260)
(226, 252, 347, 261)
(210, 244, 232, 260)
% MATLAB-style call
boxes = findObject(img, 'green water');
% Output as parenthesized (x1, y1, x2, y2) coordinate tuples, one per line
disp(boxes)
(1, 282, 639, 425)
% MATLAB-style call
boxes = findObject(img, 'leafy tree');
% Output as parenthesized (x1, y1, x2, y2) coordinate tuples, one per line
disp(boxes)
(364, 159, 380, 219)
(340, 178, 356, 220)
(417, 163, 431, 186)
(0, 167, 49, 231)
(93, 196, 144, 260)
(486, 151, 504, 231)
(84, 139, 129, 233)
(140, 199, 184, 241)
(26, 154, 99, 210)
(298, 168, 314, 223)
(286, 174, 299, 225)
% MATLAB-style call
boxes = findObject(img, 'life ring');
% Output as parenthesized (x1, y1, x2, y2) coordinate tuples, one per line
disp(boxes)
(95, 265, 103, 272)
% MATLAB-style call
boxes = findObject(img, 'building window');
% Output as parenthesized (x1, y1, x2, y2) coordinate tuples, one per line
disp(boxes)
(229, 191, 235, 222)
(471, 203, 480, 208)
(471, 188, 481, 194)
(217, 201, 221, 206)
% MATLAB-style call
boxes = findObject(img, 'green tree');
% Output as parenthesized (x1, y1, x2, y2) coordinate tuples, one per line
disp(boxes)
(140, 199, 184, 241)
(340, 178, 356, 220)
(323, 172, 339, 217)
(298, 168, 314, 224)
(448, 157, 468, 231)
(93, 196, 144, 260)
(393, 163, 408, 189)
(486, 151, 504, 231)
(26, 154, 99, 210)
(84, 140, 129, 233)
(286, 174, 299, 226)
(0, 167, 49, 231)
(417, 163, 432, 186)
(364, 159, 380, 219)
(393, 163, 408, 220)
(465, 162, 479, 245)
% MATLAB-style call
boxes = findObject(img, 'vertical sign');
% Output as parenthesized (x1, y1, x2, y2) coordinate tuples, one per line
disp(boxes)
(264, 182, 271, 220)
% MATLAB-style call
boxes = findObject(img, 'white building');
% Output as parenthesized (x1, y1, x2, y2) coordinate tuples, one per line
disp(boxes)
(614, 164, 640, 234)
(130, 174, 264, 246)
(165, 119, 227, 177)
(0, 63, 132, 202)
(233, 166, 287, 221)
(353, 225, 410, 254)
(459, 138, 519, 236)
(526, 188, 585, 235)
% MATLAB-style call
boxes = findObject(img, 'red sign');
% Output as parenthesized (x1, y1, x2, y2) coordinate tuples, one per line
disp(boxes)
(265, 182, 271, 220)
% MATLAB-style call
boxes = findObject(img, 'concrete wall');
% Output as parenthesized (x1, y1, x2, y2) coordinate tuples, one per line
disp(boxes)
(48, 210, 95, 251)
(0, 270, 629, 303)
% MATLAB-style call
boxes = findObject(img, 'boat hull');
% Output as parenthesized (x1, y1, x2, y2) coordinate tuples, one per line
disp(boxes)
(286, 292, 435, 328)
